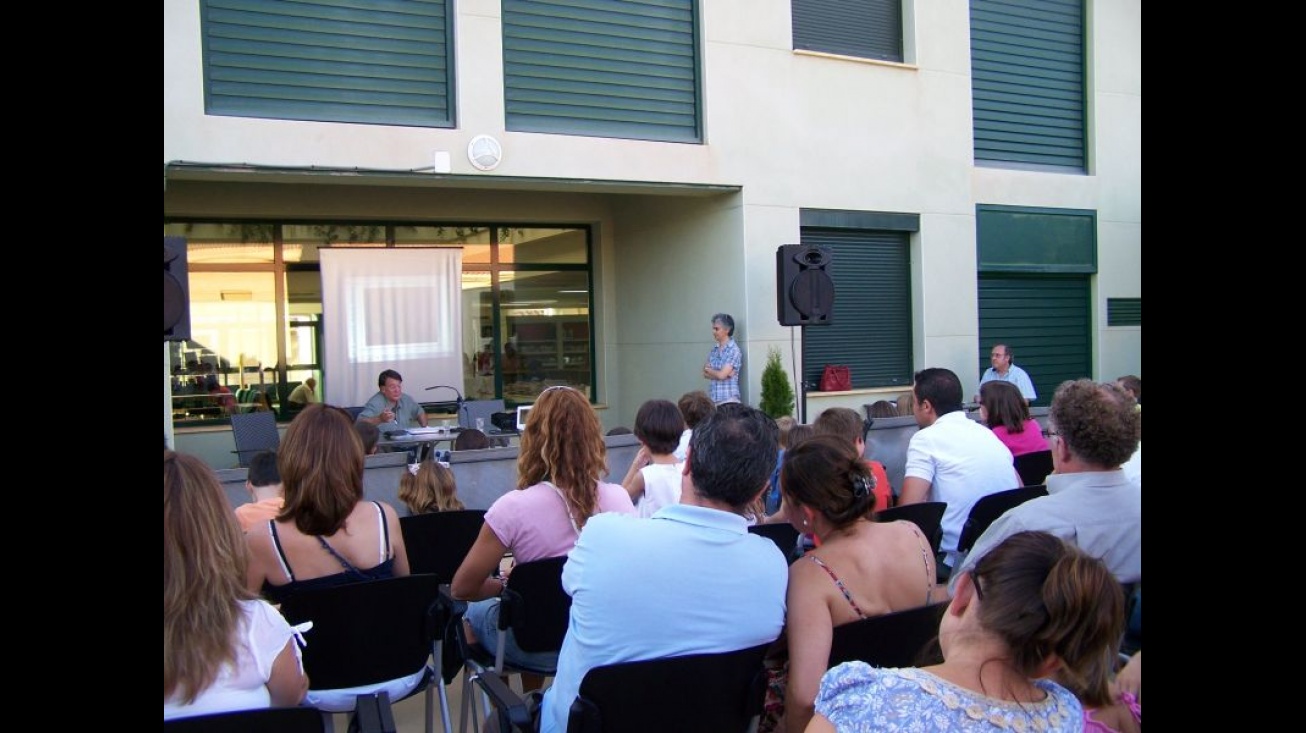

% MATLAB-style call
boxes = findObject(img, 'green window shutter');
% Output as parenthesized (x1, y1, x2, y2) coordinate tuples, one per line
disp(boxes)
(502, 0, 701, 143)
(201, 0, 454, 128)
(792, 0, 903, 62)
(1107, 298, 1141, 326)
(970, 0, 1085, 170)
(977, 275, 1090, 407)
(801, 229, 913, 390)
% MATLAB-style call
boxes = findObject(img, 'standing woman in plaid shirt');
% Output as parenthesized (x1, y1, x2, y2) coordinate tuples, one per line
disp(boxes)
(703, 313, 743, 405)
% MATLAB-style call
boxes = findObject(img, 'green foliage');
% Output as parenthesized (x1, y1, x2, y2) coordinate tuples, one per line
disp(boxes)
(759, 348, 796, 419)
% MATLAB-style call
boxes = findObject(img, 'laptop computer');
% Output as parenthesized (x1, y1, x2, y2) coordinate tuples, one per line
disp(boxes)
(516, 405, 532, 431)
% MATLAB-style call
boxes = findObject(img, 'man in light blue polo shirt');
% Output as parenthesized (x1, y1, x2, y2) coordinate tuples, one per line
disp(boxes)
(539, 404, 788, 733)
(979, 343, 1036, 402)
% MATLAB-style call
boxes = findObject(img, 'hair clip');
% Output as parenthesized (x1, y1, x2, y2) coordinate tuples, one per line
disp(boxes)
(408, 463, 421, 475)
(851, 473, 872, 499)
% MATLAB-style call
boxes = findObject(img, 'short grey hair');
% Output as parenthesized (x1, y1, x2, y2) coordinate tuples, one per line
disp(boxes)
(712, 313, 735, 337)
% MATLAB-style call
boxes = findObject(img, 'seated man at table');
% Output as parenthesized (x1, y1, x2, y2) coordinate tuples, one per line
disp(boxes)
(357, 369, 428, 460)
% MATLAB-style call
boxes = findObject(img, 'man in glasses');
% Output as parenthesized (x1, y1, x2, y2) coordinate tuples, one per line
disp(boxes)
(950, 378, 1142, 592)
(978, 343, 1036, 403)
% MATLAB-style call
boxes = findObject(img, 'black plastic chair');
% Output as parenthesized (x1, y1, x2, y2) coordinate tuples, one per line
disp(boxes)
(1013, 449, 1054, 486)
(955, 485, 1048, 556)
(164, 707, 326, 733)
(469, 641, 773, 733)
(230, 411, 280, 467)
(400, 510, 487, 583)
(436, 555, 571, 733)
(875, 501, 947, 554)
(748, 522, 802, 563)
(277, 574, 442, 733)
(827, 601, 948, 670)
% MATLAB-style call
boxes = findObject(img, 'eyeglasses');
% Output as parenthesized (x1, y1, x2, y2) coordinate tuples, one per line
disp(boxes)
(970, 570, 985, 601)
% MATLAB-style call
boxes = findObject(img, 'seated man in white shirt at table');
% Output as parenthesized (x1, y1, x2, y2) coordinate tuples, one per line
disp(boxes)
(977, 343, 1036, 403)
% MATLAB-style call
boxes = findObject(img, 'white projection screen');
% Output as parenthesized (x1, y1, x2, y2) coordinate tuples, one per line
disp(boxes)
(320, 248, 464, 407)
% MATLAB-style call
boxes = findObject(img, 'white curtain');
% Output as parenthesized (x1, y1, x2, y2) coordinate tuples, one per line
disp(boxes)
(320, 248, 464, 407)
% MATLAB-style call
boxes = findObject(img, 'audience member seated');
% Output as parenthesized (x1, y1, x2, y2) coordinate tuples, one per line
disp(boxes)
(759, 416, 796, 516)
(1115, 375, 1141, 408)
(979, 380, 1050, 457)
(538, 403, 787, 733)
(673, 389, 716, 461)
(952, 379, 1142, 589)
(760, 423, 814, 526)
(398, 456, 465, 515)
(620, 398, 686, 518)
(450, 386, 636, 686)
(452, 428, 490, 451)
(234, 450, 284, 533)
(808, 531, 1120, 733)
(354, 420, 381, 455)
(895, 391, 915, 416)
(165, 450, 307, 720)
(867, 400, 898, 419)
(243, 403, 414, 711)
(898, 368, 1021, 579)
(286, 377, 318, 410)
(814, 407, 891, 511)
(760, 434, 936, 733)
(205, 374, 239, 416)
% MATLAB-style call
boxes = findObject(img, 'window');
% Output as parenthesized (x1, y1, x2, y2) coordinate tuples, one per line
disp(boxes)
(792, 0, 903, 62)
(200, 0, 455, 128)
(799, 210, 916, 391)
(163, 222, 594, 427)
(502, 0, 701, 143)
(970, 0, 1086, 170)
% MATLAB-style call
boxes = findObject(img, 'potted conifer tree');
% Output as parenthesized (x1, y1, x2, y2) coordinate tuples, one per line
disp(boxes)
(759, 347, 796, 419)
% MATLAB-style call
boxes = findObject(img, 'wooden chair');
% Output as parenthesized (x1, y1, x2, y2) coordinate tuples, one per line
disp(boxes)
(954, 485, 1048, 557)
(277, 574, 442, 733)
(471, 641, 773, 733)
(1013, 449, 1054, 486)
(827, 601, 948, 670)
(875, 501, 947, 554)
(230, 411, 280, 467)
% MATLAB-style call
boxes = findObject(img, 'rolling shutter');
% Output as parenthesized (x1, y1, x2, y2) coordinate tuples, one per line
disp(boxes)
(977, 275, 1090, 406)
(802, 229, 912, 390)
(970, 0, 1085, 170)
(201, 0, 454, 128)
(792, 0, 903, 62)
(502, 0, 701, 143)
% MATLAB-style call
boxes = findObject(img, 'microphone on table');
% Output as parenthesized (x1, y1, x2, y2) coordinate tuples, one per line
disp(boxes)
(424, 385, 467, 425)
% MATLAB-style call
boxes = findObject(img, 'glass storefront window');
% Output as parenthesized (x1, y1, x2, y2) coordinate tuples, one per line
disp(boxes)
(166, 221, 595, 426)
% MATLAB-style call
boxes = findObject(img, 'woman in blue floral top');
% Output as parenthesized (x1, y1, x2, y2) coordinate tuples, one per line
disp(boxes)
(808, 531, 1126, 732)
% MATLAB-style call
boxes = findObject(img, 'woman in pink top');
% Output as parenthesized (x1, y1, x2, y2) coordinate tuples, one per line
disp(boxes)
(452, 386, 635, 677)
(980, 381, 1050, 457)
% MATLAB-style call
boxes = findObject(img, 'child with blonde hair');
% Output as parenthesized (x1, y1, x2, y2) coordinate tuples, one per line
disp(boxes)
(398, 457, 465, 515)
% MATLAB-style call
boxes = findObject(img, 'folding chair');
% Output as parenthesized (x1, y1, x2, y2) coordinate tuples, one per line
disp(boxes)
(230, 411, 280, 467)
(400, 510, 487, 583)
(470, 642, 774, 733)
(436, 556, 571, 733)
(875, 501, 947, 554)
(164, 706, 326, 733)
(954, 485, 1048, 558)
(748, 522, 802, 563)
(827, 601, 948, 670)
(277, 574, 442, 733)
(1013, 449, 1054, 486)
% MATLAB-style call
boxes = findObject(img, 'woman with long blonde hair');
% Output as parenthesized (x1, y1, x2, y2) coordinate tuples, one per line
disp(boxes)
(164, 450, 307, 719)
(452, 386, 635, 675)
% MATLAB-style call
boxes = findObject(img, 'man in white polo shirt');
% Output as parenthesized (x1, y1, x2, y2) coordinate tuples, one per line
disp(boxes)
(898, 367, 1020, 579)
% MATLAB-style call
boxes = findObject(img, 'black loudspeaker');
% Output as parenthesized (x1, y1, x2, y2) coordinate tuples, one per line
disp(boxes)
(776, 244, 834, 326)
(164, 236, 191, 342)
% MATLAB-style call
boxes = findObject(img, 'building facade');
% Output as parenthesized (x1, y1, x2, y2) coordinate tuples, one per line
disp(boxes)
(164, 0, 1141, 466)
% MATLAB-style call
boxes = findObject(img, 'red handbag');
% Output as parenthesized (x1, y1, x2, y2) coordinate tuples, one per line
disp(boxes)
(819, 365, 852, 392)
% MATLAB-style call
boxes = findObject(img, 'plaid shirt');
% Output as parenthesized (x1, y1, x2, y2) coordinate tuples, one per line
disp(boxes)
(707, 338, 742, 404)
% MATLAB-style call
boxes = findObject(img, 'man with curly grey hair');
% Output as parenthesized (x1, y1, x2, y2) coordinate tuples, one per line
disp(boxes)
(951, 378, 1142, 590)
